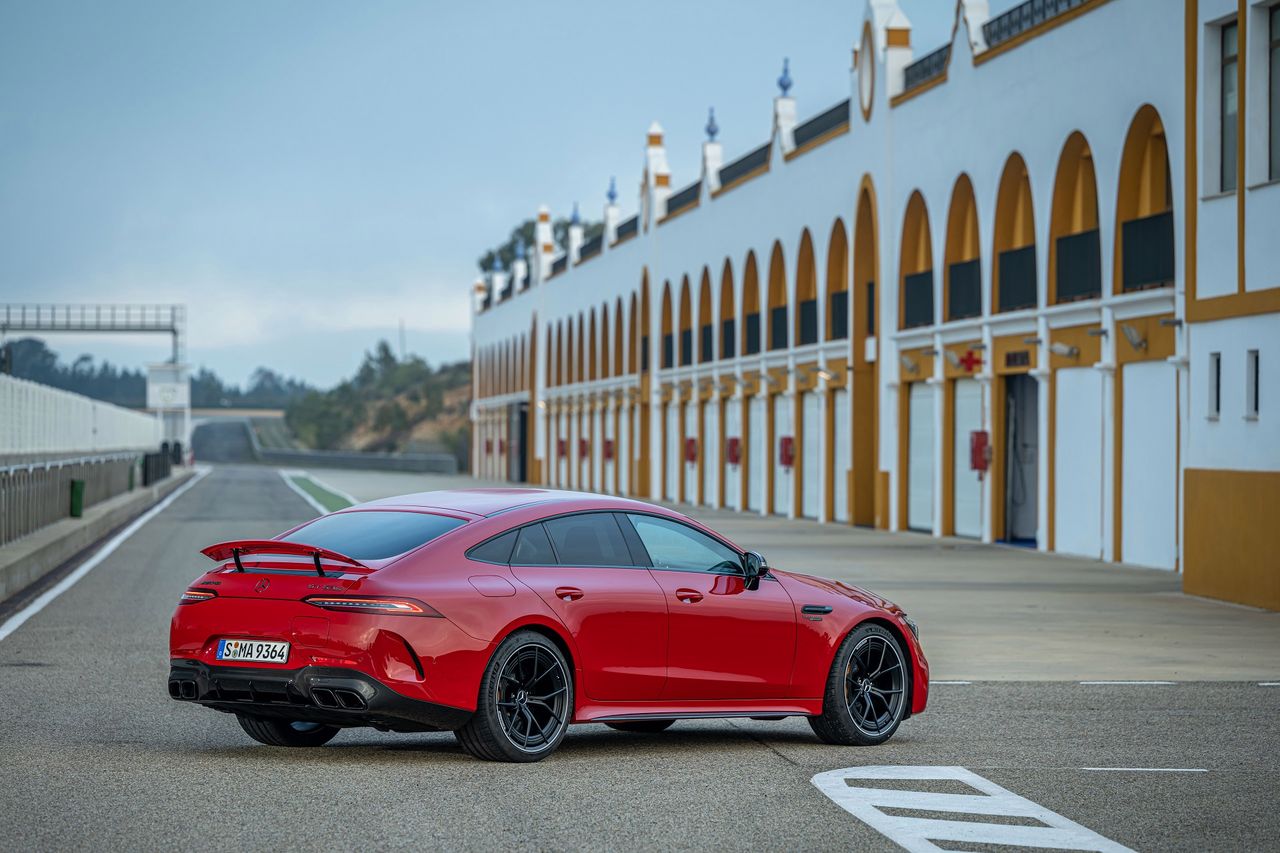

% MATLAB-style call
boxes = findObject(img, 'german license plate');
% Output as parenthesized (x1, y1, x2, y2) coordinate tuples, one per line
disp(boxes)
(216, 638, 290, 663)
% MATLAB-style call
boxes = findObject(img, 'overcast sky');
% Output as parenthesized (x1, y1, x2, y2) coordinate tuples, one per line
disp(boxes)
(0, 1, 998, 388)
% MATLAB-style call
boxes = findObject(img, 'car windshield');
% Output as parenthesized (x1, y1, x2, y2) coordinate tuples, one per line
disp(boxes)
(280, 510, 466, 560)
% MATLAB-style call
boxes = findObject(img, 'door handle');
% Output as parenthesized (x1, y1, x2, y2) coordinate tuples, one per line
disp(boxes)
(554, 586, 584, 602)
(675, 588, 703, 604)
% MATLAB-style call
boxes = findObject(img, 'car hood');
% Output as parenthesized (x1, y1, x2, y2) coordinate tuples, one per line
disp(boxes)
(773, 569, 902, 615)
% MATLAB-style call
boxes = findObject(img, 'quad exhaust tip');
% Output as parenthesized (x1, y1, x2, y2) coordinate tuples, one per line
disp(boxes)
(311, 686, 367, 710)
(169, 680, 198, 700)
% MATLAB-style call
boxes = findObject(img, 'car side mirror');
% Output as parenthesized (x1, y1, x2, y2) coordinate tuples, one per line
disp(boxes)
(742, 551, 768, 590)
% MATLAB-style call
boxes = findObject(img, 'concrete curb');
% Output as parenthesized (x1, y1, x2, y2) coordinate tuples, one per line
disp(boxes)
(0, 468, 197, 604)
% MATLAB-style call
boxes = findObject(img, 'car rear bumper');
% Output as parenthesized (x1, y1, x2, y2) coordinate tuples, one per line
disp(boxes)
(168, 659, 472, 732)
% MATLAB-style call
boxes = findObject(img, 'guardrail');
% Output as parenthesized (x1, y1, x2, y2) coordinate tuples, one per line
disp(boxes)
(0, 452, 163, 547)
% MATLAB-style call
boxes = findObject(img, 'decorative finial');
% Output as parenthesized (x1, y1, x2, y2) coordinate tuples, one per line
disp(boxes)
(705, 107, 719, 142)
(490, 254, 505, 272)
(514, 238, 526, 260)
(606, 176, 618, 205)
(777, 57, 792, 97)
(570, 202, 580, 226)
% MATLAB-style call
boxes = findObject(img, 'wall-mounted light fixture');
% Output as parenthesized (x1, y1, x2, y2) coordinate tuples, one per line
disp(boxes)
(816, 369, 832, 382)
(1119, 323, 1147, 351)
(944, 350, 961, 368)
(1159, 317, 1183, 328)
(1022, 336, 1042, 345)
(1086, 328, 1108, 337)
(1048, 342, 1080, 358)
(899, 354, 919, 373)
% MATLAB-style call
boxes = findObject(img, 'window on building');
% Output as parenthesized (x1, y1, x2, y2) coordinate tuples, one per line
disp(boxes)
(1222, 21, 1239, 192)
(1209, 351, 1222, 418)
(1246, 349, 1260, 418)
(1271, 7, 1279, 180)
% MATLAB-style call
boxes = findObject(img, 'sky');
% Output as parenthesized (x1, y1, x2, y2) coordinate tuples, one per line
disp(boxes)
(0, 0, 997, 389)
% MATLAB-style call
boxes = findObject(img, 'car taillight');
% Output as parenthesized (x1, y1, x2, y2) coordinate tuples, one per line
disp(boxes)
(303, 595, 442, 617)
(179, 588, 217, 604)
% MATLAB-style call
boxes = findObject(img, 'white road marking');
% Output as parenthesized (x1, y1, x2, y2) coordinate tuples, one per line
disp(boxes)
(1080, 767, 1207, 773)
(931, 680, 972, 685)
(0, 466, 211, 644)
(277, 469, 330, 516)
(1258, 682, 1280, 687)
(1078, 680, 1177, 685)
(812, 765, 1133, 853)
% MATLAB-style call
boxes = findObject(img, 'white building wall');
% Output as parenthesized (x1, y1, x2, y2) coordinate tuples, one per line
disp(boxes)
(467, 0, 1277, 587)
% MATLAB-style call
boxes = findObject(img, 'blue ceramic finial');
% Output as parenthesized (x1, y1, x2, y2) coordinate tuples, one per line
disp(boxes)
(705, 107, 719, 142)
(606, 176, 618, 205)
(777, 57, 792, 97)
(490, 254, 504, 272)
(570, 202, 580, 226)
(514, 238, 526, 260)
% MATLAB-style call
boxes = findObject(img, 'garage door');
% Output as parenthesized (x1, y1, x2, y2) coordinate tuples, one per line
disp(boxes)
(802, 392, 820, 519)
(702, 399, 719, 507)
(664, 403, 679, 501)
(907, 382, 935, 533)
(1122, 361, 1177, 569)
(1054, 368, 1104, 559)
(953, 378, 983, 538)
(724, 400, 742, 510)
(684, 402, 699, 504)
(833, 388, 850, 523)
(773, 394, 792, 515)
(747, 396, 764, 512)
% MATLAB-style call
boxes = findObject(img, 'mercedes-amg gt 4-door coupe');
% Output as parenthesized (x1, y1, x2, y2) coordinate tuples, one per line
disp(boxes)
(169, 489, 928, 762)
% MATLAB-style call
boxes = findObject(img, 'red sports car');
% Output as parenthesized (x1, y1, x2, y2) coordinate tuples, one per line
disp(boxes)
(169, 489, 928, 762)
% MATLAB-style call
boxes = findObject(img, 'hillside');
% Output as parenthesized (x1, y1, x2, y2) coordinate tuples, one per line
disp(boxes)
(284, 341, 471, 468)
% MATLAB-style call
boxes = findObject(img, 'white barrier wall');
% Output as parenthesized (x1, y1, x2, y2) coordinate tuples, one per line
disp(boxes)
(0, 375, 162, 455)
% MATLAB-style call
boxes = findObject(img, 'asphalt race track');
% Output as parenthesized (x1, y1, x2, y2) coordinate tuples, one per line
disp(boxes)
(1, 466, 1276, 851)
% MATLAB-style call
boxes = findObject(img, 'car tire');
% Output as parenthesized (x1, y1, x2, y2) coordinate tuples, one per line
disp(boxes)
(808, 623, 909, 746)
(455, 630, 573, 763)
(236, 714, 340, 747)
(604, 720, 675, 734)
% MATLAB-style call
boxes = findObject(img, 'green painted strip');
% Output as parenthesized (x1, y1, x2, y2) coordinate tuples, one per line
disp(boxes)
(289, 474, 352, 512)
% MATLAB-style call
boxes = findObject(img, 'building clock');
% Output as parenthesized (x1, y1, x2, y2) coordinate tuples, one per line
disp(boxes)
(857, 22, 875, 121)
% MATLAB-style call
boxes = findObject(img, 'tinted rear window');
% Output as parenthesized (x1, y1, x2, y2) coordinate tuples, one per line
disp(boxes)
(281, 511, 466, 560)
(543, 514, 633, 566)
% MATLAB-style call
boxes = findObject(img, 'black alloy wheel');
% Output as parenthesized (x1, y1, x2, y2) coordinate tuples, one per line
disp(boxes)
(456, 630, 574, 762)
(808, 623, 909, 746)
(843, 632, 906, 736)
(495, 643, 570, 752)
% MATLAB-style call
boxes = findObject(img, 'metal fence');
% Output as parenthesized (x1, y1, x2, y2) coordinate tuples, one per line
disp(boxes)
(0, 453, 152, 547)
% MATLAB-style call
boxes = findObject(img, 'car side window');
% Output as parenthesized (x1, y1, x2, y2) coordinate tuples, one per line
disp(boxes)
(542, 513, 633, 567)
(510, 523, 556, 565)
(467, 529, 517, 564)
(625, 514, 741, 573)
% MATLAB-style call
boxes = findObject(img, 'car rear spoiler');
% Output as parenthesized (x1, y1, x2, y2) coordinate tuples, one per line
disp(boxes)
(201, 539, 369, 576)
